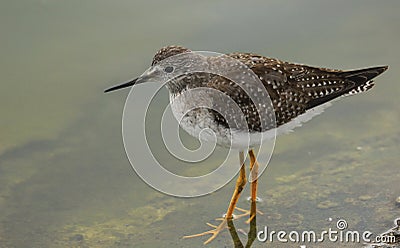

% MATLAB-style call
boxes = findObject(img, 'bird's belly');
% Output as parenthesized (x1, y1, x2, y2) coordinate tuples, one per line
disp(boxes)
(170, 93, 233, 147)
(170, 94, 270, 149)
(176, 111, 274, 149)
(172, 103, 232, 147)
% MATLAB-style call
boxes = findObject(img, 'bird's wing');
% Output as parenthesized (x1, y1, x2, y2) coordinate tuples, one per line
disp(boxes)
(228, 53, 387, 125)
(227, 53, 311, 126)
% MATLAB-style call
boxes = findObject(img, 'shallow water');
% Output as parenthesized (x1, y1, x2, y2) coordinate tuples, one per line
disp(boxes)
(0, 1, 399, 247)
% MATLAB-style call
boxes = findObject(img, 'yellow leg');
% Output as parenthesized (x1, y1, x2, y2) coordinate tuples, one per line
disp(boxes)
(183, 151, 247, 244)
(226, 150, 247, 218)
(248, 149, 259, 223)
(232, 149, 262, 223)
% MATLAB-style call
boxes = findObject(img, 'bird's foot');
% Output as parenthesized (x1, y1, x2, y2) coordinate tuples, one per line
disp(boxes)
(234, 206, 263, 224)
(182, 218, 229, 245)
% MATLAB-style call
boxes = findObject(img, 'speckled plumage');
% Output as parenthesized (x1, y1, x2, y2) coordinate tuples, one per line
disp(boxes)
(151, 46, 387, 142)
(102, 46, 388, 241)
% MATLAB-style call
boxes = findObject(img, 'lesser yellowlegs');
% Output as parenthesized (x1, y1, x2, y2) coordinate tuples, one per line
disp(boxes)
(105, 45, 387, 244)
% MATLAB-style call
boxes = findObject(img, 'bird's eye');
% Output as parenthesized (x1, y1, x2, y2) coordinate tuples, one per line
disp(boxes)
(164, 66, 174, 73)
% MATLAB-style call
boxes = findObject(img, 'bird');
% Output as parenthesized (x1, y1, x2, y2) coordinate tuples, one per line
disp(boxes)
(105, 45, 388, 244)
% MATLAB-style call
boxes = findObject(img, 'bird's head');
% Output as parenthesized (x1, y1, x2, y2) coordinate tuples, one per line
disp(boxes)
(104, 45, 192, 93)
(151, 45, 192, 66)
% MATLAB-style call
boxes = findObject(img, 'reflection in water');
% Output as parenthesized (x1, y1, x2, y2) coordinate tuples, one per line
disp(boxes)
(183, 150, 262, 245)
(227, 201, 258, 248)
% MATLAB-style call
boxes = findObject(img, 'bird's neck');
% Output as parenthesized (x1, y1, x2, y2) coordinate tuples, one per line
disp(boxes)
(165, 77, 188, 95)
(166, 72, 213, 96)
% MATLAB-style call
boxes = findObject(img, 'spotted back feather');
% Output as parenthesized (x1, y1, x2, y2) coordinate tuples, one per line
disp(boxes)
(220, 53, 387, 130)
(150, 46, 388, 132)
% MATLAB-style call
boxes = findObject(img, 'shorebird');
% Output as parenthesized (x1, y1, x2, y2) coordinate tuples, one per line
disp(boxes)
(105, 45, 387, 244)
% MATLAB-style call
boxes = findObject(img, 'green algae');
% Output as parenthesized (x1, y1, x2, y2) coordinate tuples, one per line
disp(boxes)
(57, 198, 183, 248)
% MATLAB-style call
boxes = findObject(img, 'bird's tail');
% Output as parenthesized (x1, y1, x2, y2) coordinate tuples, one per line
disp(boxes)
(305, 65, 388, 109)
(340, 65, 388, 95)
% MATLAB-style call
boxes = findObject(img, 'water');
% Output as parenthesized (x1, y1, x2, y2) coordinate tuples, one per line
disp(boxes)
(0, 0, 399, 247)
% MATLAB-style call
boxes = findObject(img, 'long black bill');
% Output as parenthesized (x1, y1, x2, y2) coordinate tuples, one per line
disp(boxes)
(104, 78, 138, 93)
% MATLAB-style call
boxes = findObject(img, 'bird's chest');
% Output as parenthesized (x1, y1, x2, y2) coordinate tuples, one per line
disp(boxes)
(169, 89, 230, 143)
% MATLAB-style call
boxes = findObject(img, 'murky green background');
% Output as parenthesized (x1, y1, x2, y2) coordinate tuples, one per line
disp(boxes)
(0, 1, 399, 247)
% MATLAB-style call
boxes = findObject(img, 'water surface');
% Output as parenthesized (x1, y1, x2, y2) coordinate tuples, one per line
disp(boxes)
(0, 1, 399, 247)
